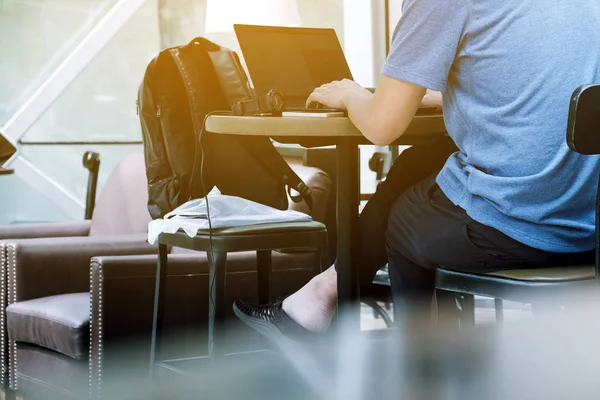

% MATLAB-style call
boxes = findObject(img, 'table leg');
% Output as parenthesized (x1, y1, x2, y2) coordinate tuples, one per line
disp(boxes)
(257, 250, 272, 304)
(495, 298, 504, 324)
(208, 251, 227, 359)
(336, 137, 361, 328)
(150, 242, 168, 376)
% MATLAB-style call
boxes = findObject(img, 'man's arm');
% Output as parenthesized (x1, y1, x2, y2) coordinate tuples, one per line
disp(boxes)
(306, 76, 426, 146)
(346, 77, 426, 145)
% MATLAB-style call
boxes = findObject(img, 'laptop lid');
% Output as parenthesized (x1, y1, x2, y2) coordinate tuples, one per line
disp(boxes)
(234, 24, 353, 109)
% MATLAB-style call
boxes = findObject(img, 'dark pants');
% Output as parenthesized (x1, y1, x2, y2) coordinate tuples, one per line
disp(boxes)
(357, 137, 593, 312)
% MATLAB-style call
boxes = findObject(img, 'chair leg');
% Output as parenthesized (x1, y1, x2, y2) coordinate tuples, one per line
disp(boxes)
(495, 298, 504, 324)
(256, 250, 272, 304)
(362, 298, 394, 328)
(531, 301, 560, 317)
(458, 294, 476, 328)
(150, 243, 168, 376)
(4, 388, 17, 400)
(435, 289, 460, 331)
(208, 251, 228, 359)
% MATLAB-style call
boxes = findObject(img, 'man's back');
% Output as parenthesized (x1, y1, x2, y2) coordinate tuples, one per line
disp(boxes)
(385, 0, 600, 252)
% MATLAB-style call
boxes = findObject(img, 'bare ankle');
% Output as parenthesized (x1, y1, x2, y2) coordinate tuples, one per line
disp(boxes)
(317, 268, 338, 298)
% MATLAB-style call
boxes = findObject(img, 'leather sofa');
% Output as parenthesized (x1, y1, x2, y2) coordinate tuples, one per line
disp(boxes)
(0, 154, 331, 399)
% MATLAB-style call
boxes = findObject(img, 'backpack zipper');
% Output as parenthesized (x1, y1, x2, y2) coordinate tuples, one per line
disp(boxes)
(156, 105, 161, 118)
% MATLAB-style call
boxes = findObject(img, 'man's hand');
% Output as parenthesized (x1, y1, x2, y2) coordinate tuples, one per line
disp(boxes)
(305, 76, 429, 145)
(306, 79, 371, 109)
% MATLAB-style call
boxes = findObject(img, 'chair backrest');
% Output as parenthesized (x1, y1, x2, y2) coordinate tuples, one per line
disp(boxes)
(567, 84, 600, 277)
(89, 154, 152, 236)
(567, 85, 600, 155)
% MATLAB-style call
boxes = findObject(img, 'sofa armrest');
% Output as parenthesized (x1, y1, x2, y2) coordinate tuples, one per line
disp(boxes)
(90, 254, 210, 346)
(5, 234, 155, 303)
(85, 250, 321, 385)
(89, 250, 321, 343)
(287, 164, 331, 223)
(90, 253, 207, 376)
(0, 221, 91, 240)
(92, 254, 201, 280)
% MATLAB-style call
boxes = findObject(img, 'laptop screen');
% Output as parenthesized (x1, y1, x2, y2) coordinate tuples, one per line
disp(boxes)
(234, 25, 353, 109)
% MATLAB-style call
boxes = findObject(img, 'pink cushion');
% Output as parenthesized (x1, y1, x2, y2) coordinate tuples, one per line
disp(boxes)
(89, 154, 152, 236)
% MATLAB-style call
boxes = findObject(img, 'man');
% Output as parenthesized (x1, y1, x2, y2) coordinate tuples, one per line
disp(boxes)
(234, 0, 600, 336)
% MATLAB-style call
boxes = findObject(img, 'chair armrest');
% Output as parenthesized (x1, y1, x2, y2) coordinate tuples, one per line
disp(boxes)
(0, 221, 91, 240)
(287, 164, 331, 223)
(5, 234, 155, 302)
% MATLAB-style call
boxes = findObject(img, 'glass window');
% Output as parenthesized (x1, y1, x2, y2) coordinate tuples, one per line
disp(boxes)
(17, 0, 157, 208)
(0, 173, 72, 225)
(0, 0, 120, 125)
(1, 1, 157, 222)
(21, 0, 159, 143)
(2, 0, 387, 223)
(18, 144, 142, 204)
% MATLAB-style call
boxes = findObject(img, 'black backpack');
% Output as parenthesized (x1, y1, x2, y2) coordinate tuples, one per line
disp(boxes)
(137, 37, 312, 219)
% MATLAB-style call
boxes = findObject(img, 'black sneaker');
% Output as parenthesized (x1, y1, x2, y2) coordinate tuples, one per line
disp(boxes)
(234, 299, 335, 394)
(233, 298, 317, 346)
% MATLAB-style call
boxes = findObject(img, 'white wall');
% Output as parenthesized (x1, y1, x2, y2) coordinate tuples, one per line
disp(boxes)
(387, 0, 404, 39)
(342, 0, 387, 88)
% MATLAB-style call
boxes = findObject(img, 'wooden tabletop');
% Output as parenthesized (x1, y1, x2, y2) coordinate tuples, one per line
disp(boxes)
(206, 114, 446, 145)
(0, 167, 14, 176)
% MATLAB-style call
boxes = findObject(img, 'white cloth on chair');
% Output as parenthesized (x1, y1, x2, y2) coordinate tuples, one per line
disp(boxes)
(148, 192, 312, 245)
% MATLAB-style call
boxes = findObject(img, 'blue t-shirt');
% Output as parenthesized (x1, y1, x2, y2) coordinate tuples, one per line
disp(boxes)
(382, 0, 600, 253)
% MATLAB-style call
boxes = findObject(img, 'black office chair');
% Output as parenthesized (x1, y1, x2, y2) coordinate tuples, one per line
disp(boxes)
(150, 223, 329, 374)
(435, 84, 600, 324)
(361, 265, 395, 328)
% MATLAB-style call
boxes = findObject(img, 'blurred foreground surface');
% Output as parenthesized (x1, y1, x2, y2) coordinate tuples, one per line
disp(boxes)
(86, 295, 600, 400)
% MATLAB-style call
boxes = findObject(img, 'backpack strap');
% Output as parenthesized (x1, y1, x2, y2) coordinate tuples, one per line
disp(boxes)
(240, 136, 314, 211)
(285, 173, 313, 210)
(205, 45, 315, 211)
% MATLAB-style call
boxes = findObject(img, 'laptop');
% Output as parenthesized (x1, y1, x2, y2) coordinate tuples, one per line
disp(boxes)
(234, 24, 441, 117)
(234, 24, 352, 115)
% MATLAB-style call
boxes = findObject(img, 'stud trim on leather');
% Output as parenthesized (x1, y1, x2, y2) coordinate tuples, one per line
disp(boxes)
(7, 243, 17, 391)
(0, 243, 5, 388)
(89, 261, 93, 398)
(89, 259, 104, 399)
